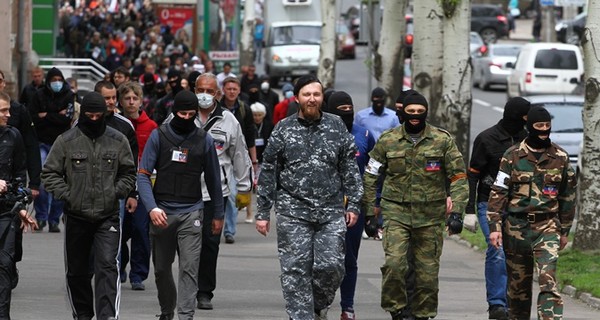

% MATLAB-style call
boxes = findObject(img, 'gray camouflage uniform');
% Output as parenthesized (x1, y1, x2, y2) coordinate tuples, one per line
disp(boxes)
(257, 112, 363, 320)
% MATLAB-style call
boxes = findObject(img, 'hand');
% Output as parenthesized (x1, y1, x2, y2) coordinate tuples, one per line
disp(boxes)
(256, 219, 270, 236)
(559, 234, 568, 250)
(345, 211, 358, 227)
(30, 189, 40, 199)
(463, 214, 479, 233)
(465, 203, 475, 215)
(19, 210, 38, 232)
(0, 179, 6, 193)
(446, 196, 453, 216)
(126, 197, 138, 213)
(149, 208, 168, 228)
(211, 218, 224, 235)
(373, 206, 381, 217)
(489, 231, 502, 249)
(38, 112, 47, 118)
(235, 192, 251, 210)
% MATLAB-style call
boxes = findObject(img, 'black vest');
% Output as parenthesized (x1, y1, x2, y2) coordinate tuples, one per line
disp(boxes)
(153, 125, 205, 203)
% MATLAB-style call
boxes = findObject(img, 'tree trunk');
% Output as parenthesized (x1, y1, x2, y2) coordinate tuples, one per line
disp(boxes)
(439, 0, 472, 159)
(412, 0, 444, 122)
(240, 0, 255, 68)
(318, 0, 337, 89)
(573, 0, 600, 251)
(375, 0, 407, 105)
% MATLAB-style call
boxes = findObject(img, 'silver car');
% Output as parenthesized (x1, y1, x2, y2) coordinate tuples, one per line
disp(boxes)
(525, 95, 583, 170)
(473, 43, 522, 90)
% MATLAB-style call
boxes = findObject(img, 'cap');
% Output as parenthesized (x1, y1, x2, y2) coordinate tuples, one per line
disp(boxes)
(403, 92, 429, 109)
(173, 90, 198, 113)
(81, 92, 107, 114)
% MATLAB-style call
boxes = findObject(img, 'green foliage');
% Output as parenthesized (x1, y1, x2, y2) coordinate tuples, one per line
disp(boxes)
(459, 228, 488, 250)
(438, 0, 461, 18)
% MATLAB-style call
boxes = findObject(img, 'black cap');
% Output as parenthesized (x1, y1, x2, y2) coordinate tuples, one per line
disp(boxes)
(504, 97, 531, 121)
(396, 89, 418, 104)
(403, 92, 429, 109)
(173, 90, 198, 113)
(371, 87, 386, 99)
(293, 75, 322, 97)
(328, 91, 353, 110)
(46, 67, 64, 83)
(527, 106, 552, 126)
(167, 69, 181, 80)
(81, 92, 107, 114)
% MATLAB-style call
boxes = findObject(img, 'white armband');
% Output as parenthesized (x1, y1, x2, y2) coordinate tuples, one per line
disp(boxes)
(365, 158, 383, 176)
(493, 171, 510, 190)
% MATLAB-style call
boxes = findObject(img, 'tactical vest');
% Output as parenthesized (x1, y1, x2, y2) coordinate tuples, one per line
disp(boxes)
(153, 125, 205, 203)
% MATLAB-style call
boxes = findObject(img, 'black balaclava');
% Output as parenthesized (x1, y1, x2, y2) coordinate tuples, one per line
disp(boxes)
(395, 89, 418, 123)
(327, 91, 354, 132)
(371, 87, 387, 115)
(526, 106, 552, 149)
(501, 97, 531, 135)
(248, 83, 260, 104)
(323, 88, 336, 111)
(187, 71, 201, 90)
(77, 92, 107, 139)
(143, 72, 156, 95)
(155, 82, 167, 99)
(170, 90, 198, 135)
(167, 69, 183, 96)
(400, 92, 428, 134)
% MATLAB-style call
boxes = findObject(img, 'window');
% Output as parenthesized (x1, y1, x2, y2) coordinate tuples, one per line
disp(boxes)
(534, 50, 578, 70)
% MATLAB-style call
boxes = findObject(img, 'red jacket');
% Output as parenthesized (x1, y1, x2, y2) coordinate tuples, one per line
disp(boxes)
(128, 110, 158, 162)
(273, 97, 295, 125)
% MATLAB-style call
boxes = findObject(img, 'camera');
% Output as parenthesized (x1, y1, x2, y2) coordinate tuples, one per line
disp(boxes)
(446, 212, 463, 235)
(0, 178, 33, 214)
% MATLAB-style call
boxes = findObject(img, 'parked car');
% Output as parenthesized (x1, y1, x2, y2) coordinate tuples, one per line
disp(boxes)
(336, 21, 356, 59)
(473, 43, 522, 90)
(524, 95, 584, 170)
(471, 4, 509, 43)
(555, 12, 586, 45)
(506, 42, 583, 98)
(470, 32, 485, 58)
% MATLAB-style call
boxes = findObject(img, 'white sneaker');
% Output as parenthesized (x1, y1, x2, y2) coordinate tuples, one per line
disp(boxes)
(362, 230, 369, 239)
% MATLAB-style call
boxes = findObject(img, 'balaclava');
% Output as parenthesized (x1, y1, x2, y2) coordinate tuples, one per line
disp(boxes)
(401, 92, 428, 134)
(526, 106, 552, 149)
(167, 69, 183, 96)
(328, 91, 354, 132)
(502, 97, 531, 135)
(395, 89, 418, 123)
(77, 92, 107, 139)
(143, 72, 156, 95)
(248, 83, 260, 104)
(371, 87, 387, 115)
(170, 90, 198, 135)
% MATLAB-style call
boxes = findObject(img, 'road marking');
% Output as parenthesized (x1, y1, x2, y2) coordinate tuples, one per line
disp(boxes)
(492, 106, 504, 113)
(474, 98, 503, 113)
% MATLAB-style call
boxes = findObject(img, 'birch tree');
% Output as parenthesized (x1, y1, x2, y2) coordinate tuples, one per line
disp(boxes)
(573, 0, 600, 251)
(374, 0, 408, 104)
(438, 0, 472, 157)
(318, 0, 337, 89)
(240, 0, 255, 68)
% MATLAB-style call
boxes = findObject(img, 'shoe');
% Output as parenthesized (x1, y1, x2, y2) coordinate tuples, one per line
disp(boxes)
(225, 235, 235, 244)
(340, 310, 355, 320)
(362, 230, 369, 239)
(131, 282, 145, 290)
(244, 218, 253, 223)
(36, 220, 47, 232)
(315, 308, 328, 320)
(120, 271, 127, 283)
(374, 228, 383, 241)
(390, 310, 404, 320)
(197, 295, 213, 310)
(156, 313, 174, 320)
(49, 223, 60, 233)
(488, 305, 508, 320)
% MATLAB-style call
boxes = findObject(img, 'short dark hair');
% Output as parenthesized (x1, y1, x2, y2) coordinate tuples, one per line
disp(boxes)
(293, 75, 322, 97)
(94, 80, 116, 93)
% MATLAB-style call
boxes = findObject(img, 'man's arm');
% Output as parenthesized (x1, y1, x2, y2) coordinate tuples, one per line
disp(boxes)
(558, 156, 577, 235)
(229, 120, 252, 193)
(362, 138, 387, 214)
(40, 136, 69, 200)
(256, 123, 284, 221)
(339, 131, 363, 215)
(445, 137, 468, 214)
(466, 134, 487, 214)
(203, 134, 224, 218)
(114, 137, 136, 199)
(487, 153, 513, 233)
(14, 104, 42, 191)
(11, 129, 28, 183)
(137, 131, 160, 210)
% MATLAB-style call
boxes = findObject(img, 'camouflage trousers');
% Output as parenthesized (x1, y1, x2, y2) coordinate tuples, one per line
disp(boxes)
(380, 219, 443, 319)
(504, 215, 563, 320)
(276, 213, 346, 320)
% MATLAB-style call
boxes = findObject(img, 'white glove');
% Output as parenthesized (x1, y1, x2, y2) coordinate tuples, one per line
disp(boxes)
(463, 214, 479, 233)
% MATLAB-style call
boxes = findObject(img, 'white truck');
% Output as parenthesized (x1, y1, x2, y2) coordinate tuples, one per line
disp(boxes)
(263, 0, 322, 86)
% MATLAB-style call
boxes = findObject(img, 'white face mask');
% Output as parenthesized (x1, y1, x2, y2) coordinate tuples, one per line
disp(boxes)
(197, 93, 214, 109)
(260, 82, 270, 92)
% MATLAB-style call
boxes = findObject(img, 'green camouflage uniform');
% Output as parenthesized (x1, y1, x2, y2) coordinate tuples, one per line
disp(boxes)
(257, 112, 363, 320)
(362, 123, 468, 318)
(487, 140, 577, 320)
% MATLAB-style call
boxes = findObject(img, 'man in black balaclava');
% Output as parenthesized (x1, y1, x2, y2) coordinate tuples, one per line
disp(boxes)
(170, 90, 199, 135)
(354, 86, 399, 140)
(154, 70, 183, 125)
(371, 87, 387, 115)
(143, 72, 156, 96)
(466, 96, 530, 320)
(327, 90, 353, 132)
(400, 92, 428, 134)
(525, 106, 552, 150)
(395, 89, 418, 124)
(77, 91, 108, 139)
(247, 82, 260, 105)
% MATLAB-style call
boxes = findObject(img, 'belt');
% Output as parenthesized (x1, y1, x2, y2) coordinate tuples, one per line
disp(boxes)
(512, 212, 557, 224)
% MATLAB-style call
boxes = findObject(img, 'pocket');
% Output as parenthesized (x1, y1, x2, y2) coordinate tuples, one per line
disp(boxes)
(423, 151, 444, 173)
(101, 151, 117, 172)
(70, 152, 88, 172)
(511, 171, 533, 198)
(542, 173, 562, 198)
(386, 151, 406, 174)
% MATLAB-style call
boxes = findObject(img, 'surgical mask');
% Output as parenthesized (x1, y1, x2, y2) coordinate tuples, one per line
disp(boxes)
(284, 91, 293, 99)
(260, 82, 270, 92)
(111, 48, 117, 55)
(50, 81, 63, 93)
(197, 93, 214, 109)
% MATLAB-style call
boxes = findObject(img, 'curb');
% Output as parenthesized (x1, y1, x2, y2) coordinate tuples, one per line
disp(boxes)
(448, 234, 600, 311)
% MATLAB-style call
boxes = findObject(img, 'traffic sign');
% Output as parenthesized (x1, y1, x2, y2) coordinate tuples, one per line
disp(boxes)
(540, 0, 555, 6)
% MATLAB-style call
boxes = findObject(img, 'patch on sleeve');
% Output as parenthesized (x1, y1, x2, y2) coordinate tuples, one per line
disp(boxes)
(493, 171, 510, 189)
(365, 158, 383, 175)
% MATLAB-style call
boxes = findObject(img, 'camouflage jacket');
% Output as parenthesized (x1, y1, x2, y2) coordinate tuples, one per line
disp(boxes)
(256, 112, 363, 222)
(486, 140, 577, 233)
(362, 123, 468, 225)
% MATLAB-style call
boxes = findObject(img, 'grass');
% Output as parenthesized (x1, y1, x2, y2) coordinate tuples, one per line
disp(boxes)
(458, 231, 600, 297)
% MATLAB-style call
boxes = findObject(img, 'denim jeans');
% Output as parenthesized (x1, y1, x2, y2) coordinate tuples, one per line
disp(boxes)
(223, 176, 238, 237)
(34, 143, 64, 224)
(477, 202, 507, 307)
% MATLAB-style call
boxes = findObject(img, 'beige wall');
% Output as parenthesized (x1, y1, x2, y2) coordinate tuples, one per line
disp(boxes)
(1, 0, 33, 99)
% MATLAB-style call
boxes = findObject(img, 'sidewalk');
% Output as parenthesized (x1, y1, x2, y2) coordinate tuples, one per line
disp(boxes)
(506, 18, 534, 43)
(10, 205, 600, 319)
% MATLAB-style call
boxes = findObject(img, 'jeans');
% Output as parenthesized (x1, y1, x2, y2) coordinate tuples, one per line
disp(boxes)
(34, 143, 64, 224)
(477, 202, 507, 307)
(339, 212, 365, 312)
(223, 177, 238, 238)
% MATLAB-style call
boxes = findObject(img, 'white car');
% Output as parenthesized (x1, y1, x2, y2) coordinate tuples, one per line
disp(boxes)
(473, 43, 522, 90)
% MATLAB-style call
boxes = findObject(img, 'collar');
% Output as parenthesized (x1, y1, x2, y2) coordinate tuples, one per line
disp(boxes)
(516, 140, 558, 162)
(398, 122, 433, 142)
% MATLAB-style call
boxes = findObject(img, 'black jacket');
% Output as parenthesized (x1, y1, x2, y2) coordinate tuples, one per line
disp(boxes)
(0, 126, 26, 213)
(8, 101, 41, 189)
(19, 81, 44, 108)
(28, 80, 75, 144)
(221, 99, 256, 149)
(467, 120, 527, 208)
